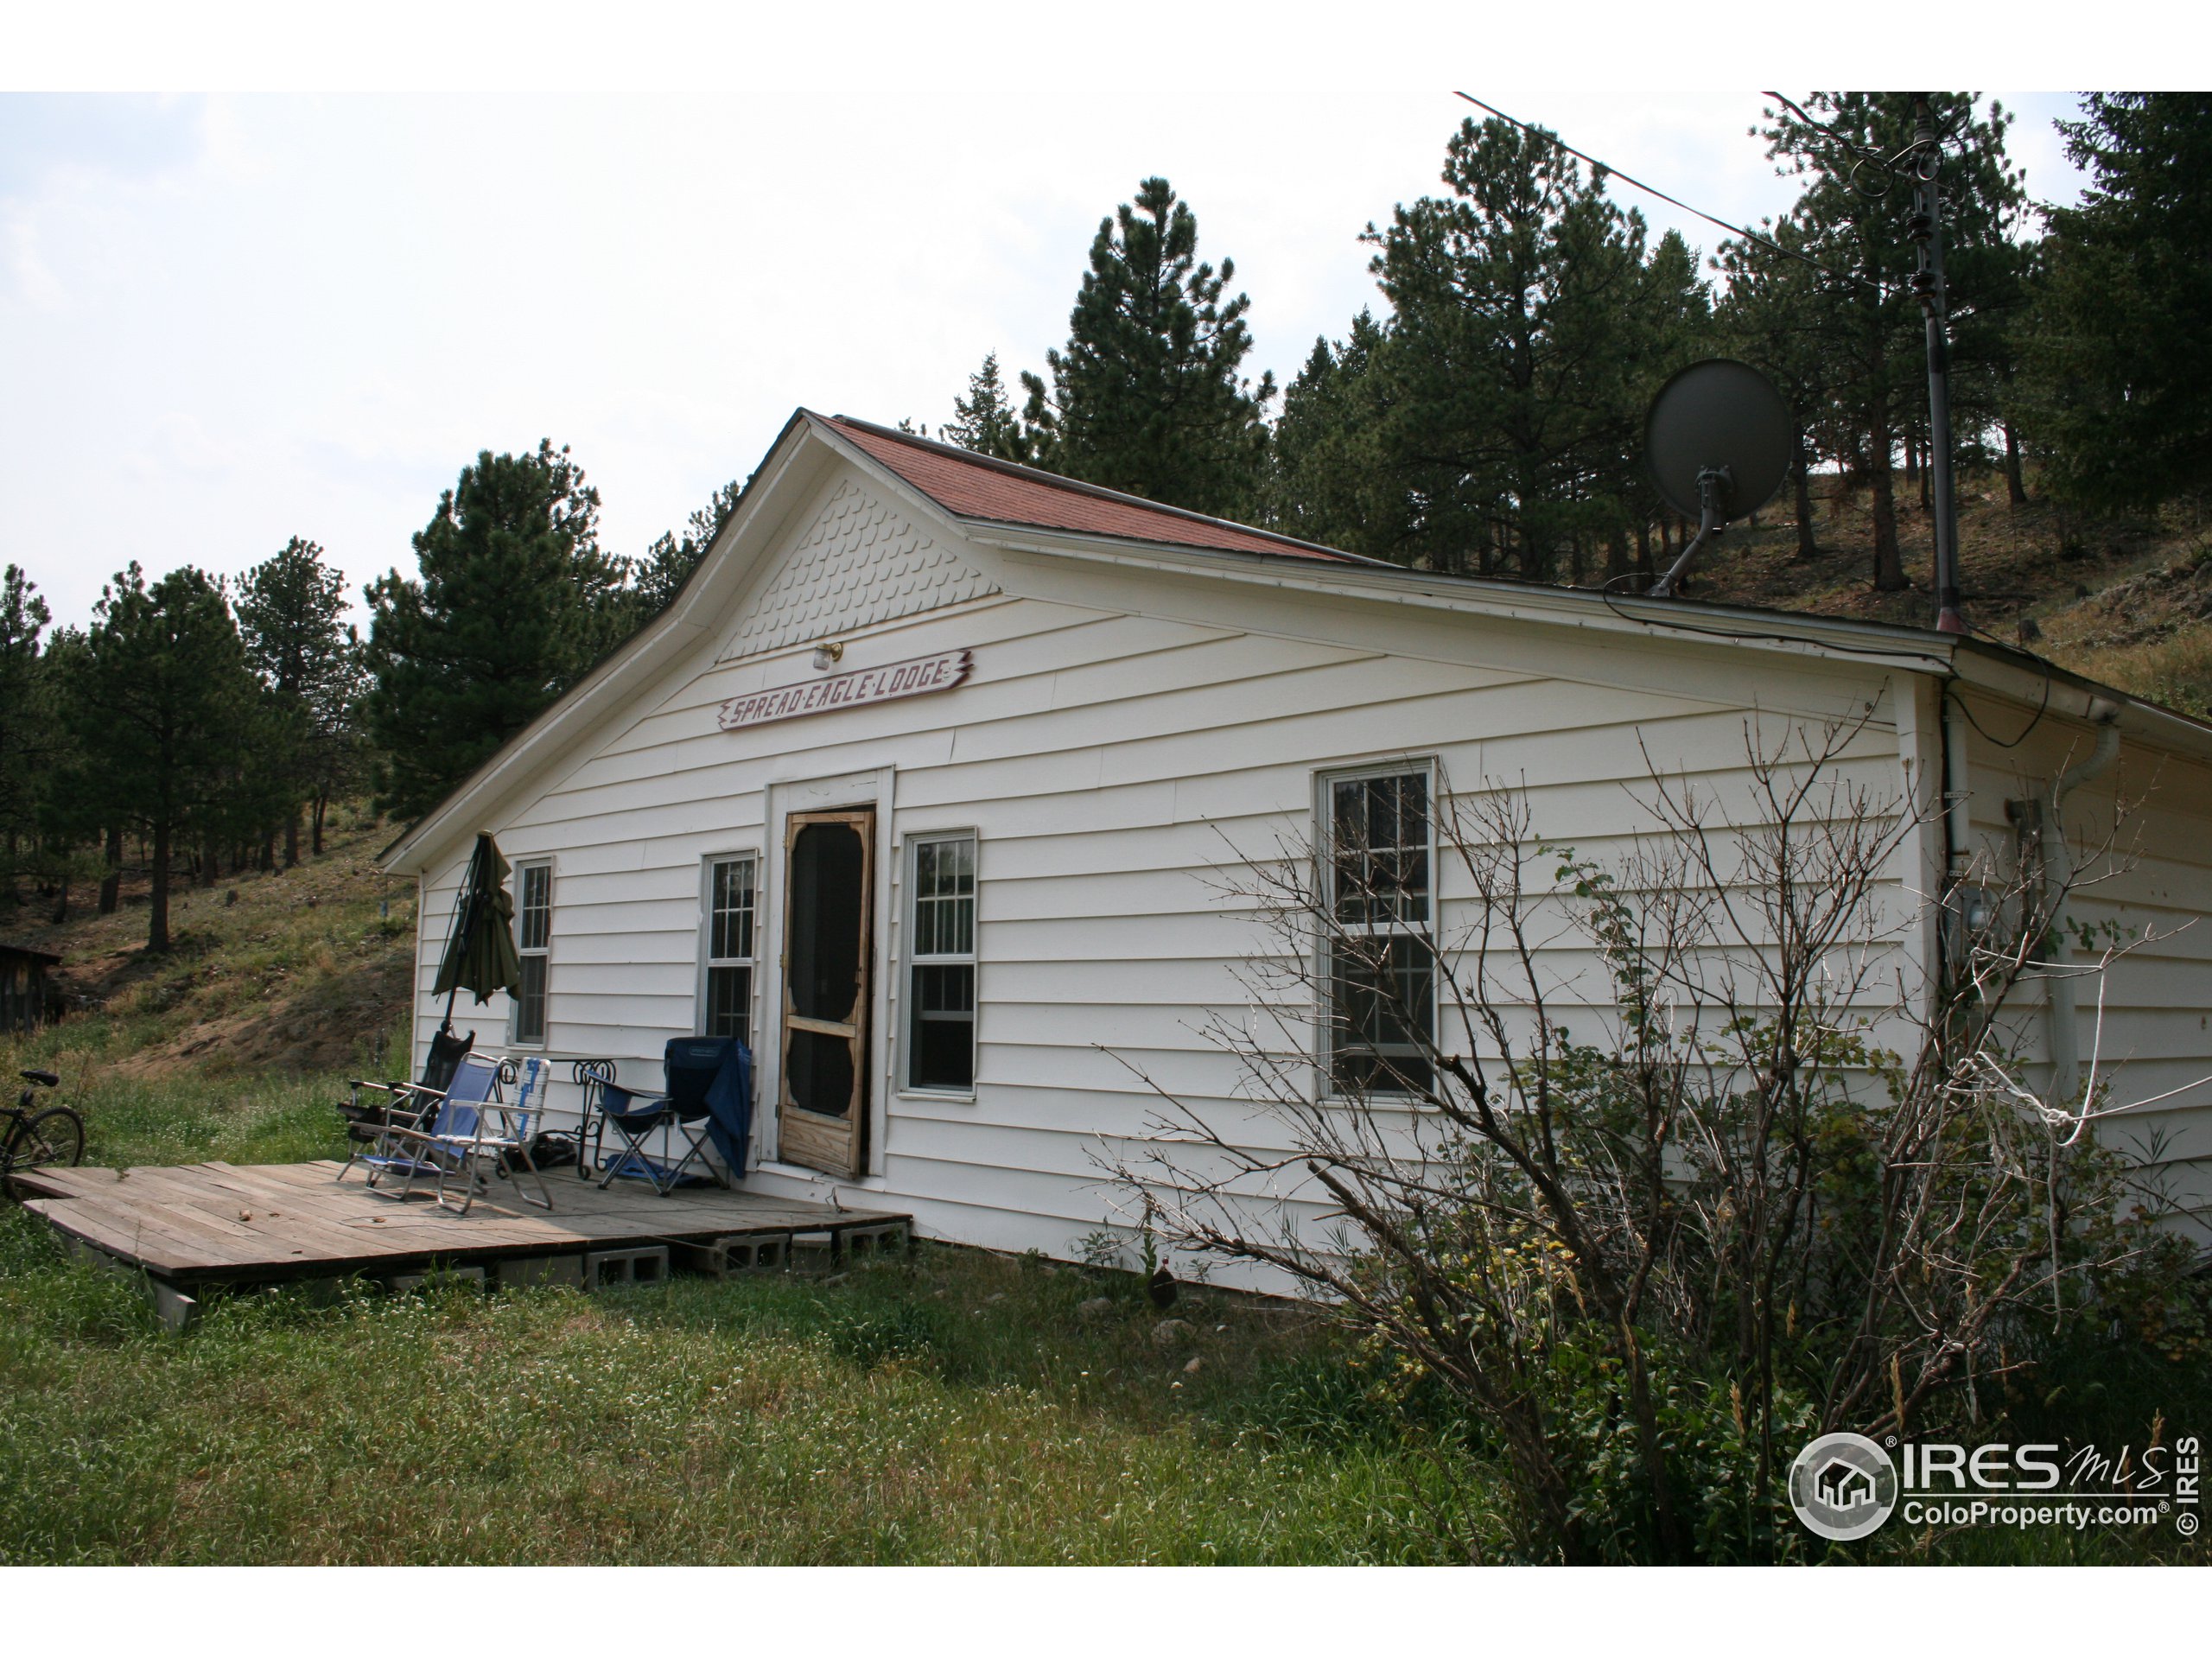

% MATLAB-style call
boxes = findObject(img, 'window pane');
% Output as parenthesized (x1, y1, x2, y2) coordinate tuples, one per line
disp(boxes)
(911, 836, 976, 959)
(1327, 934, 1433, 1094)
(909, 963, 975, 1090)
(709, 856, 754, 962)
(706, 964, 752, 1043)
(1332, 772, 1429, 924)
(516, 951, 548, 1046)
(517, 865, 551, 950)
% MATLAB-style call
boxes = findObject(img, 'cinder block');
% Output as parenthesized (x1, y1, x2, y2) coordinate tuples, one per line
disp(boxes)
(584, 1246, 670, 1290)
(676, 1233, 791, 1276)
(842, 1221, 909, 1261)
(787, 1231, 836, 1274)
(496, 1254, 585, 1290)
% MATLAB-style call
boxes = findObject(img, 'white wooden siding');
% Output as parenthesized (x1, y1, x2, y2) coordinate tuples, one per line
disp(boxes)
(1958, 689, 2212, 1229)
(403, 459, 1981, 1274)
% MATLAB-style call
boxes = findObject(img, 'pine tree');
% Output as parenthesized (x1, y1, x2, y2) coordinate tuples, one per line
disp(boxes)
(29, 625, 105, 922)
(631, 477, 747, 618)
(66, 564, 257, 951)
(236, 537, 366, 861)
(1757, 93, 2024, 591)
(1270, 313, 1404, 557)
(1717, 218, 1848, 561)
(0, 565, 53, 900)
(364, 441, 620, 822)
(943, 354, 1031, 462)
(1020, 178, 1274, 517)
(1363, 117, 1661, 580)
(2017, 94, 2212, 512)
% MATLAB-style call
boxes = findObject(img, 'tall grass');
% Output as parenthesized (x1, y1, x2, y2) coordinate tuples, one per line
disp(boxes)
(0, 1209, 1478, 1565)
(2065, 620, 2212, 720)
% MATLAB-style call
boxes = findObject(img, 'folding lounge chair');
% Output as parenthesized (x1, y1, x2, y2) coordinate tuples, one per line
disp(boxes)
(582, 1037, 744, 1197)
(378, 1054, 556, 1216)
(346, 1052, 504, 1202)
(336, 1027, 474, 1179)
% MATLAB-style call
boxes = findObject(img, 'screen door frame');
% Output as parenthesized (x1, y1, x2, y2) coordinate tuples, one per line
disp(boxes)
(775, 806, 874, 1177)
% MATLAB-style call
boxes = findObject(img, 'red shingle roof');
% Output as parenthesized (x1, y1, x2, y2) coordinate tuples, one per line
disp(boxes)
(823, 416, 1355, 563)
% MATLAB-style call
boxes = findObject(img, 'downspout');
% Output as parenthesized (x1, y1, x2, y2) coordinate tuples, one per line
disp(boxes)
(2042, 703, 2122, 1110)
(1936, 685, 1972, 1008)
(1941, 686, 1971, 898)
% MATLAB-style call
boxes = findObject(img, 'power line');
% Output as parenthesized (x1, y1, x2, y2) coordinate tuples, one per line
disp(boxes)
(1451, 91, 1887, 297)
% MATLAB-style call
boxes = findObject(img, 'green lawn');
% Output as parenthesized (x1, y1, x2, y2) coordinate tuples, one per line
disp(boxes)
(0, 1210, 1477, 1565)
(0, 1035, 1484, 1565)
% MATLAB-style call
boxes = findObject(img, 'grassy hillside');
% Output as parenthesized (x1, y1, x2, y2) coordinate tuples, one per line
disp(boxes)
(3, 807, 415, 1083)
(0, 809, 416, 1171)
(1690, 465, 2212, 716)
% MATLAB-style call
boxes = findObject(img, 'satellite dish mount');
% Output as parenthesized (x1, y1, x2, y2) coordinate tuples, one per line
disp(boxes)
(1642, 359, 1794, 601)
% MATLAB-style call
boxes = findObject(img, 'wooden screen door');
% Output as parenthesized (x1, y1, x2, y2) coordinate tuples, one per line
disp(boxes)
(777, 809, 874, 1177)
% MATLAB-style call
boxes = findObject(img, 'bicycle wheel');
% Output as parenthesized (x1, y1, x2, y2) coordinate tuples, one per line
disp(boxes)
(3, 1106, 85, 1196)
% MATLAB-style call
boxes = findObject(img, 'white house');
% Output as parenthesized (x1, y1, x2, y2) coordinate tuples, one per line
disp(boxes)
(379, 411, 2212, 1257)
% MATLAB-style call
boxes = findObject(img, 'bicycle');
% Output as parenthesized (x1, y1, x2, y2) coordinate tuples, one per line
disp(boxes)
(3, 1069, 85, 1198)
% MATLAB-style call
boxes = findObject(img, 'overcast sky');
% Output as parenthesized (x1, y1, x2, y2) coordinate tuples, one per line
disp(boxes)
(2, 16, 2110, 632)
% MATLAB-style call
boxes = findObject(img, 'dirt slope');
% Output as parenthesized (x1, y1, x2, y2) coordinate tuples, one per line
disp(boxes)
(2, 810, 416, 1077)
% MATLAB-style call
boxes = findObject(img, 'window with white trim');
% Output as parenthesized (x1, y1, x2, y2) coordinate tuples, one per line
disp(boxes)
(512, 861, 552, 1047)
(702, 853, 758, 1045)
(906, 831, 976, 1093)
(1321, 766, 1435, 1094)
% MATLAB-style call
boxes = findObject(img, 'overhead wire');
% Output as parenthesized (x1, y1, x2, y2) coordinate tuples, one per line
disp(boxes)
(1452, 91, 1889, 297)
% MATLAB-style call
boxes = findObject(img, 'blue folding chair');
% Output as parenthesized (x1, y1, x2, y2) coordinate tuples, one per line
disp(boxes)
(346, 1052, 505, 1199)
(582, 1037, 750, 1196)
(404, 1054, 556, 1216)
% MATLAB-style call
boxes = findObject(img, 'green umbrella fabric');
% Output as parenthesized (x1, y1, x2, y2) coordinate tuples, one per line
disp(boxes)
(433, 832, 523, 1007)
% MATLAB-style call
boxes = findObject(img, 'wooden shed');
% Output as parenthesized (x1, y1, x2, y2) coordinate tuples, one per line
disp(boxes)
(0, 941, 61, 1037)
(378, 412, 2212, 1269)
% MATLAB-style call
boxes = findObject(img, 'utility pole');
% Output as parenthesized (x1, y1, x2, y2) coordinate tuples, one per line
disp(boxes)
(1909, 93, 1966, 635)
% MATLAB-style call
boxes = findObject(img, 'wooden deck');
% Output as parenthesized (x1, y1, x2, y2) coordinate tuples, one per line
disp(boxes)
(17, 1160, 911, 1290)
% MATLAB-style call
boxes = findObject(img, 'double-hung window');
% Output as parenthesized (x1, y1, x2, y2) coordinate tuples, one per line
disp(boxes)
(702, 853, 758, 1044)
(906, 831, 976, 1093)
(512, 861, 552, 1047)
(1321, 766, 1435, 1095)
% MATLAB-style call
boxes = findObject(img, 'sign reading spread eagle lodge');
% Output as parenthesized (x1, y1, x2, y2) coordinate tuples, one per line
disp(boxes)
(717, 649, 974, 731)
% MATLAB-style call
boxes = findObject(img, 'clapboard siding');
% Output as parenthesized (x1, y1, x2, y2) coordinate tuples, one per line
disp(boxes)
(408, 599, 1916, 1262)
(1953, 691, 2212, 1220)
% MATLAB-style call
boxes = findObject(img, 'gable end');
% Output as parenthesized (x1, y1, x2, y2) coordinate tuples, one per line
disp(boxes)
(721, 477, 998, 662)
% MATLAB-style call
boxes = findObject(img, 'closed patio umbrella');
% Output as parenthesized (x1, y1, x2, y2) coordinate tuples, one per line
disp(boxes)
(432, 832, 524, 1040)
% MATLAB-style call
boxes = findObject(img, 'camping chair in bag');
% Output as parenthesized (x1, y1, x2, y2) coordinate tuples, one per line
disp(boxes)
(378, 1054, 556, 1216)
(346, 1051, 504, 1200)
(580, 1037, 745, 1196)
(336, 1027, 475, 1179)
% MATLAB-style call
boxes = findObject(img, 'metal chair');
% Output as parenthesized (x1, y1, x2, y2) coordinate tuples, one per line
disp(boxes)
(580, 1037, 745, 1196)
(345, 1051, 505, 1199)
(337, 1028, 474, 1179)
(381, 1054, 556, 1216)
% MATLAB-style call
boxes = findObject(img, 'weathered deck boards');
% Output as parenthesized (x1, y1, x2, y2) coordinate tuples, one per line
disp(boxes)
(17, 1160, 910, 1287)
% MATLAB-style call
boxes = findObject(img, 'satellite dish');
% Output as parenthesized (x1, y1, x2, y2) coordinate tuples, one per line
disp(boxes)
(1642, 359, 1795, 597)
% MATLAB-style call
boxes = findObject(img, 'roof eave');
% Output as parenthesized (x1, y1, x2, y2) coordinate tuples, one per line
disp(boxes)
(959, 518, 1969, 674)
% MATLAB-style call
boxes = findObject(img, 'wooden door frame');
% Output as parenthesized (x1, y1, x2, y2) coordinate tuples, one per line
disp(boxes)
(760, 768, 895, 1183)
(775, 807, 874, 1177)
